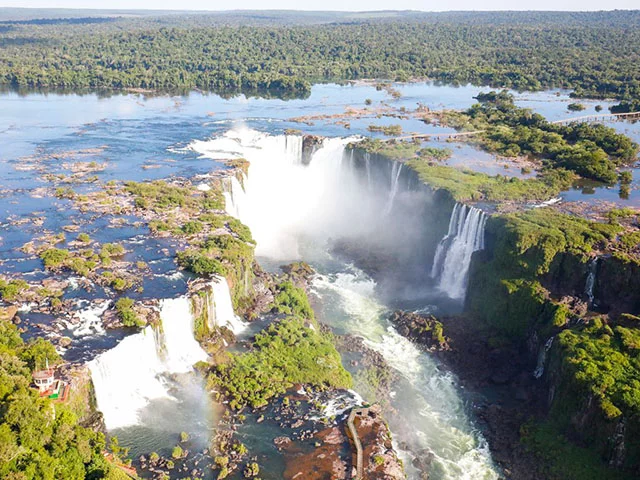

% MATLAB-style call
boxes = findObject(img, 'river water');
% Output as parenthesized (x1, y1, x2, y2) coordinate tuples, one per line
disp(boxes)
(1, 82, 639, 479)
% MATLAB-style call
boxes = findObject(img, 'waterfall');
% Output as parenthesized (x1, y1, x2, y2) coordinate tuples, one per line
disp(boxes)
(364, 151, 372, 190)
(533, 336, 555, 379)
(206, 276, 247, 335)
(159, 297, 209, 370)
(89, 296, 208, 430)
(192, 128, 361, 260)
(585, 257, 599, 307)
(222, 175, 245, 219)
(431, 203, 487, 300)
(383, 162, 403, 215)
(430, 203, 461, 278)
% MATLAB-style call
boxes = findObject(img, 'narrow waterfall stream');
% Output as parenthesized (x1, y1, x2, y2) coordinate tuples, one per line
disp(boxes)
(191, 127, 499, 480)
(585, 257, 599, 307)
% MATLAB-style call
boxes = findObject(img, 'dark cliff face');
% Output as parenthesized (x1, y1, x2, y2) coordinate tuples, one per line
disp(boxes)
(301, 135, 323, 165)
(466, 213, 640, 477)
(337, 147, 455, 301)
(541, 253, 590, 299)
(596, 255, 640, 315)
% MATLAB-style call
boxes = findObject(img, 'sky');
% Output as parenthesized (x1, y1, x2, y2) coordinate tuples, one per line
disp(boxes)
(0, 1, 638, 11)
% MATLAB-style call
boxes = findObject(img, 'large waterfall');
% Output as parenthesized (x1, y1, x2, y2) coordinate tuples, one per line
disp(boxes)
(431, 203, 487, 300)
(193, 128, 367, 260)
(89, 296, 208, 430)
(190, 128, 499, 479)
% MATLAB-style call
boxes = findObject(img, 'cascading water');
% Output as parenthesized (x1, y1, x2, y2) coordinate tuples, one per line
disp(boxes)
(383, 161, 403, 215)
(533, 336, 555, 379)
(431, 203, 487, 300)
(89, 296, 207, 430)
(193, 127, 362, 260)
(585, 257, 599, 307)
(65, 301, 109, 337)
(158, 297, 209, 370)
(191, 127, 499, 479)
(430, 203, 462, 279)
(206, 275, 247, 335)
(313, 268, 498, 480)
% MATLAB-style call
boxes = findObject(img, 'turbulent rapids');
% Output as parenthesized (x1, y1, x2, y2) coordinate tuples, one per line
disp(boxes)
(191, 127, 498, 479)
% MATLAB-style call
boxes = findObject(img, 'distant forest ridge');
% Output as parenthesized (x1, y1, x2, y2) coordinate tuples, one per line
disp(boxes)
(1, 9, 639, 99)
(1, 8, 640, 25)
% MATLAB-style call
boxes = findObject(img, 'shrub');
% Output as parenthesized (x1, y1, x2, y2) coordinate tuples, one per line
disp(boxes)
(619, 171, 633, 185)
(182, 221, 204, 235)
(77, 233, 91, 243)
(115, 297, 143, 327)
(40, 248, 70, 269)
(272, 281, 314, 319)
(0, 279, 29, 302)
(177, 250, 225, 276)
(171, 445, 183, 459)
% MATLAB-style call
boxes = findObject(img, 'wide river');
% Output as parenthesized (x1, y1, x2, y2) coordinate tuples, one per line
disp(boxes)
(1, 82, 639, 479)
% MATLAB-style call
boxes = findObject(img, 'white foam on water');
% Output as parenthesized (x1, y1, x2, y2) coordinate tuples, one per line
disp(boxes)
(70, 301, 109, 337)
(313, 268, 499, 480)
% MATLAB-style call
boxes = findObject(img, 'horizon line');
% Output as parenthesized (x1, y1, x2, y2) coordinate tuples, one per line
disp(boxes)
(1, 7, 638, 13)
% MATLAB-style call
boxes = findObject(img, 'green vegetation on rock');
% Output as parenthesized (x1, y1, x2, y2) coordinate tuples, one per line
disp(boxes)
(0, 278, 29, 302)
(468, 208, 621, 338)
(207, 316, 352, 410)
(271, 281, 314, 319)
(114, 297, 144, 328)
(177, 234, 254, 308)
(557, 318, 640, 422)
(405, 161, 575, 202)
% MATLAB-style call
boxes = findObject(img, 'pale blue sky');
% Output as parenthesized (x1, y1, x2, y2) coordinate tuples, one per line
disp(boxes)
(1, 1, 638, 11)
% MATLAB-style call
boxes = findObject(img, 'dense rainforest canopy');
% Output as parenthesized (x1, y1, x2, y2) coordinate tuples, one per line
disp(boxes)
(1, 11, 640, 98)
(0, 319, 125, 479)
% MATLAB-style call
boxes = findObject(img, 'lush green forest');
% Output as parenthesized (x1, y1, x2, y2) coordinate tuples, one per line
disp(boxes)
(1, 11, 640, 98)
(443, 91, 638, 183)
(0, 319, 125, 479)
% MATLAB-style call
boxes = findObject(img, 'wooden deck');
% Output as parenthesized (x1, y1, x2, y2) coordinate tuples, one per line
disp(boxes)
(347, 408, 365, 480)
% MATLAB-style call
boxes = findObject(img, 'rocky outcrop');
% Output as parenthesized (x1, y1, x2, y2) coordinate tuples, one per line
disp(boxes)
(348, 405, 405, 480)
(101, 301, 159, 329)
(0, 305, 18, 322)
(389, 310, 449, 351)
(283, 405, 404, 480)
(335, 333, 395, 408)
(280, 261, 315, 290)
(301, 135, 323, 165)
